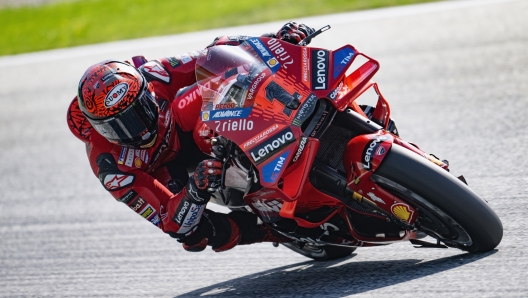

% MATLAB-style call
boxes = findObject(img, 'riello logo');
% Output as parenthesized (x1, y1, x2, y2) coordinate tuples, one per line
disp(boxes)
(249, 127, 295, 164)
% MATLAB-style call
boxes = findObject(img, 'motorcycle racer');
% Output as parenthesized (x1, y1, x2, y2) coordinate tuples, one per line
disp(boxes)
(67, 22, 315, 252)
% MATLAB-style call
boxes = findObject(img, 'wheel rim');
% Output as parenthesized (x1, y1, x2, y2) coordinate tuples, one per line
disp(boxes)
(371, 174, 473, 247)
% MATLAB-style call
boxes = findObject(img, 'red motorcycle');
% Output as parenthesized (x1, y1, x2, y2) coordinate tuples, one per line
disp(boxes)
(192, 27, 503, 260)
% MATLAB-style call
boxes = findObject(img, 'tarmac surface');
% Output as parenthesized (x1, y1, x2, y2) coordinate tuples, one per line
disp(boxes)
(0, 0, 527, 297)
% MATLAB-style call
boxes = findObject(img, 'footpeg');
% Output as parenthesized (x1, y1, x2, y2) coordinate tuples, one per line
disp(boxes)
(410, 239, 448, 248)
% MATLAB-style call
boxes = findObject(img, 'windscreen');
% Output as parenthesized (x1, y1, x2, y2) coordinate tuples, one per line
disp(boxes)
(196, 45, 267, 113)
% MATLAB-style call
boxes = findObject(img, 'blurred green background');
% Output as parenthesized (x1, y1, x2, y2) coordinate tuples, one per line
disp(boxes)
(0, 0, 440, 56)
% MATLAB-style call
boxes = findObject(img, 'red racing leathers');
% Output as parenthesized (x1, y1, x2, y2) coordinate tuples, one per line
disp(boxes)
(67, 36, 287, 252)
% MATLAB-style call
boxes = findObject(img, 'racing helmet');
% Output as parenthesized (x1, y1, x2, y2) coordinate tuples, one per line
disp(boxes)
(77, 61, 159, 148)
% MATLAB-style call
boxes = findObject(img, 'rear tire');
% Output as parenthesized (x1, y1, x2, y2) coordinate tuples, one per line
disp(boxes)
(374, 144, 503, 253)
(282, 243, 356, 261)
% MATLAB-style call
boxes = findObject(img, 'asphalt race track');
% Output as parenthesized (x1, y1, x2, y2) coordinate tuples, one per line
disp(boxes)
(1, 0, 527, 297)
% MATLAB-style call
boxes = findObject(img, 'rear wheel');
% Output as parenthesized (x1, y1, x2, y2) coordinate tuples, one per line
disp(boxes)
(282, 242, 356, 261)
(374, 144, 503, 253)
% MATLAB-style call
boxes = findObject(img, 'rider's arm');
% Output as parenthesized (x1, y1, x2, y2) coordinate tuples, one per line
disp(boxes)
(86, 133, 207, 237)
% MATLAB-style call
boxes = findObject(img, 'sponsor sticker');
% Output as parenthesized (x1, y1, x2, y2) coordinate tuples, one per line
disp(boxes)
(302, 47, 310, 83)
(179, 54, 192, 64)
(292, 94, 318, 126)
(103, 174, 135, 191)
(201, 110, 210, 121)
(262, 150, 290, 183)
(101, 70, 116, 82)
(177, 87, 201, 109)
(134, 157, 142, 168)
(310, 110, 329, 137)
(125, 149, 135, 167)
(249, 127, 295, 164)
(140, 204, 155, 219)
(215, 103, 236, 109)
(333, 47, 355, 79)
(104, 82, 129, 107)
(292, 137, 308, 163)
(118, 148, 127, 164)
(150, 214, 161, 227)
(189, 51, 201, 58)
(172, 201, 190, 225)
(166, 57, 181, 68)
(328, 81, 343, 101)
(367, 192, 385, 204)
(391, 203, 414, 222)
(361, 136, 387, 170)
(247, 38, 280, 73)
(141, 61, 171, 83)
(118, 189, 137, 204)
(159, 99, 169, 112)
(266, 39, 294, 69)
(129, 196, 146, 212)
(202, 108, 252, 122)
(181, 204, 205, 229)
(172, 201, 206, 234)
(311, 50, 329, 90)
(242, 123, 281, 149)
(164, 109, 171, 127)
(247, 71, 267, 100)
(214, 119, 253, 132)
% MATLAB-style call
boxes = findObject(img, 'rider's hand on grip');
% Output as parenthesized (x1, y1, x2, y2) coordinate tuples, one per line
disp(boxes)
(276, 21, 315, 45)
(211, 136, 229, 159)
(192, 159, 223, 194)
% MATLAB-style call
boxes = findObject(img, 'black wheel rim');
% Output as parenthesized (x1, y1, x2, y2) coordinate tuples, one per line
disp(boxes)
(371, 174, 473, 247)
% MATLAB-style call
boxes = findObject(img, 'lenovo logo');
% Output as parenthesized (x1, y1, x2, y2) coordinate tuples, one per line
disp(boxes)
(311, 50, 328, 90)
(249, 127, 295, 164)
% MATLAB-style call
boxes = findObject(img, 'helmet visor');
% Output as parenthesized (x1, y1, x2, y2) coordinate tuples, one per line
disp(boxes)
(90, 91, 159, 147)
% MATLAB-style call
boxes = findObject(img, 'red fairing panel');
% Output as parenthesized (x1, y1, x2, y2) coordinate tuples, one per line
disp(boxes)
(343, 132, 418, 224)
(343, 132, 394, 180)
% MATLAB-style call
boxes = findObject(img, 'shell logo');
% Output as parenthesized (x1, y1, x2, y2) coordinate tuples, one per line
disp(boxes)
(391, 203, 414, 222)
(134, 157, 142, 168)
(267, 58, 279, 67)
(202, 111, 210, 121)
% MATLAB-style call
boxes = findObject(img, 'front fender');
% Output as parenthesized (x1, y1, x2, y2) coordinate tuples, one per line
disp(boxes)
(343, 131, 394, 182)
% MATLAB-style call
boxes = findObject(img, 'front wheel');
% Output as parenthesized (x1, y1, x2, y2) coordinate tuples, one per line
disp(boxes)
(374, 144, 503, 253)
(282, 242, 357, 261)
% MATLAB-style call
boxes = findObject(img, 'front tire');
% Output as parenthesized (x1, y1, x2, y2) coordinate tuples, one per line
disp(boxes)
(374, 144, 503, 253)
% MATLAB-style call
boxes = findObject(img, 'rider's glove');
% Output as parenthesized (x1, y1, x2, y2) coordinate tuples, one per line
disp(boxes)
(186, 159, 223, 204)
(276, 21, 315, 45)
(179, 209, 239, 252)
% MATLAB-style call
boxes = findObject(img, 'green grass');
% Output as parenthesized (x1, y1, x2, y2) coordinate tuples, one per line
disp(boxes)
(1, 0, 440, 56)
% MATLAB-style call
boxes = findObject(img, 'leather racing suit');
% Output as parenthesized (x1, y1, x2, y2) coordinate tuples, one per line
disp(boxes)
(67, 34, 289, 252)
